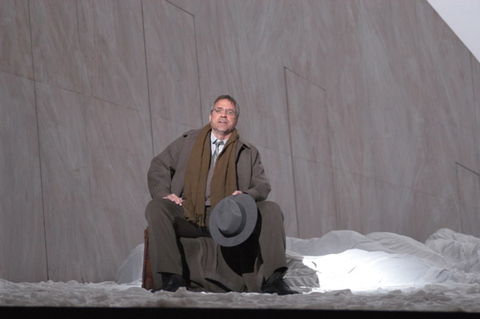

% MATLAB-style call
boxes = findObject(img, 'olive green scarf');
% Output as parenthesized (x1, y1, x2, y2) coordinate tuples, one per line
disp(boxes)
(183, 124, 238, 226)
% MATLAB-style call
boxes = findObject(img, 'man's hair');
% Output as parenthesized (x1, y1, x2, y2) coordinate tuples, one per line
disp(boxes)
(211, 95, 240, 118)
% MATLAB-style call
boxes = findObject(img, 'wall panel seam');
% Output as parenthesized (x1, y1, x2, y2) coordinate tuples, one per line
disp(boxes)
(140, 0, 155, 159)
(283, 66, 300, 237)
(27, 0, 49, 281)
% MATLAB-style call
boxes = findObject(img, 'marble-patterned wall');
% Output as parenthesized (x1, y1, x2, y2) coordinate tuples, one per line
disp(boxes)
(1, 0, 479, 283)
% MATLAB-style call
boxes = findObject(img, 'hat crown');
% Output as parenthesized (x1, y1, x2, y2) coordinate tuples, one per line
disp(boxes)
(216, 198, 246, 237)
(209, 193, 257, 247)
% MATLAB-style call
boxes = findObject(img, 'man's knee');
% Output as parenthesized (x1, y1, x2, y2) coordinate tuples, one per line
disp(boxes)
(256, 201, 284, 222)
(145, 197, 182, 224)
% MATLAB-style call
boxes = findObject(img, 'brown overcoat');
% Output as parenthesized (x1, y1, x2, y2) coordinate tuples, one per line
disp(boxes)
(145, 128, 286, 292)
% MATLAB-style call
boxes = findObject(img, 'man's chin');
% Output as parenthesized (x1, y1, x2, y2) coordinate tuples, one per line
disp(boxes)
(213, 127, 226, 133)
(212, 128, 233, 138)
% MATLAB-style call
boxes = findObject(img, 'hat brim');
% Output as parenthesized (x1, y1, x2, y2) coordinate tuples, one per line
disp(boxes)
(209, 194, 258, 247)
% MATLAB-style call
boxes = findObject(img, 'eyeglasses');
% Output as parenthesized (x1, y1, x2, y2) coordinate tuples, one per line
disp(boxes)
(213, 107, 236, 116)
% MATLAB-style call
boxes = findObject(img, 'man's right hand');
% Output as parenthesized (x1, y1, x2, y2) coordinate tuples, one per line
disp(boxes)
(163, 194, 184, 206)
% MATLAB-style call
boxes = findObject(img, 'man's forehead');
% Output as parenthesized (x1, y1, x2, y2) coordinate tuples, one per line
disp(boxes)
(215, 99, 235, 107)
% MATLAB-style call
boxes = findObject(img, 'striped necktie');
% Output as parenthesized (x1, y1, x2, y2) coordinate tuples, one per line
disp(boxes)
(212, 140, 224, 166)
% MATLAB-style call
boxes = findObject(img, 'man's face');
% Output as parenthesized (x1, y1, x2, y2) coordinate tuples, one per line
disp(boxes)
(209, 99, 238, 139)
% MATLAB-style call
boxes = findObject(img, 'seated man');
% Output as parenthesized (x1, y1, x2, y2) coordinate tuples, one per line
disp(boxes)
(145, 94, 297, 295)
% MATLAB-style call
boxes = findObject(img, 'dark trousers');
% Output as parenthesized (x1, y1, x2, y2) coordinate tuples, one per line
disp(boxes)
(145, 197, 288, 290)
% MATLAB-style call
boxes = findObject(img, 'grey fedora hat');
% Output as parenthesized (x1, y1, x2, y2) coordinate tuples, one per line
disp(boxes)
(209, 193, 258, 247)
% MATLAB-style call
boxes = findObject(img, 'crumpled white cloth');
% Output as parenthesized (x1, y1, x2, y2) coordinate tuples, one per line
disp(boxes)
(285, 228, 480, 292)
(115, 228, 480, 293)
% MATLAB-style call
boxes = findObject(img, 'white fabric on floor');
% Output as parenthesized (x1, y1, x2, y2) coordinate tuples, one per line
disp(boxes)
(1, 228, 480, 312)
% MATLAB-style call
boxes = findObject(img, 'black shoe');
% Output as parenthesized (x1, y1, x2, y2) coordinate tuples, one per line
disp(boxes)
(261, 272, 299, 295)
(156, 274, 186, 292)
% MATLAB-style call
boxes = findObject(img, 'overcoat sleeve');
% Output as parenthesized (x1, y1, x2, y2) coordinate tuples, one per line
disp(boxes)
(237, 143, 271, 202)
(147, 135, 184, 199)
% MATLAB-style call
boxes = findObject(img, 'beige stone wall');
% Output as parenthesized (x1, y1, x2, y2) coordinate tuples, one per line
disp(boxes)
(1, 0, 479, 283)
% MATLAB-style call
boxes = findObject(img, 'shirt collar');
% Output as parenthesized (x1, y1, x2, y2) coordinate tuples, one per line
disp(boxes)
(210, 132, 228, 144)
